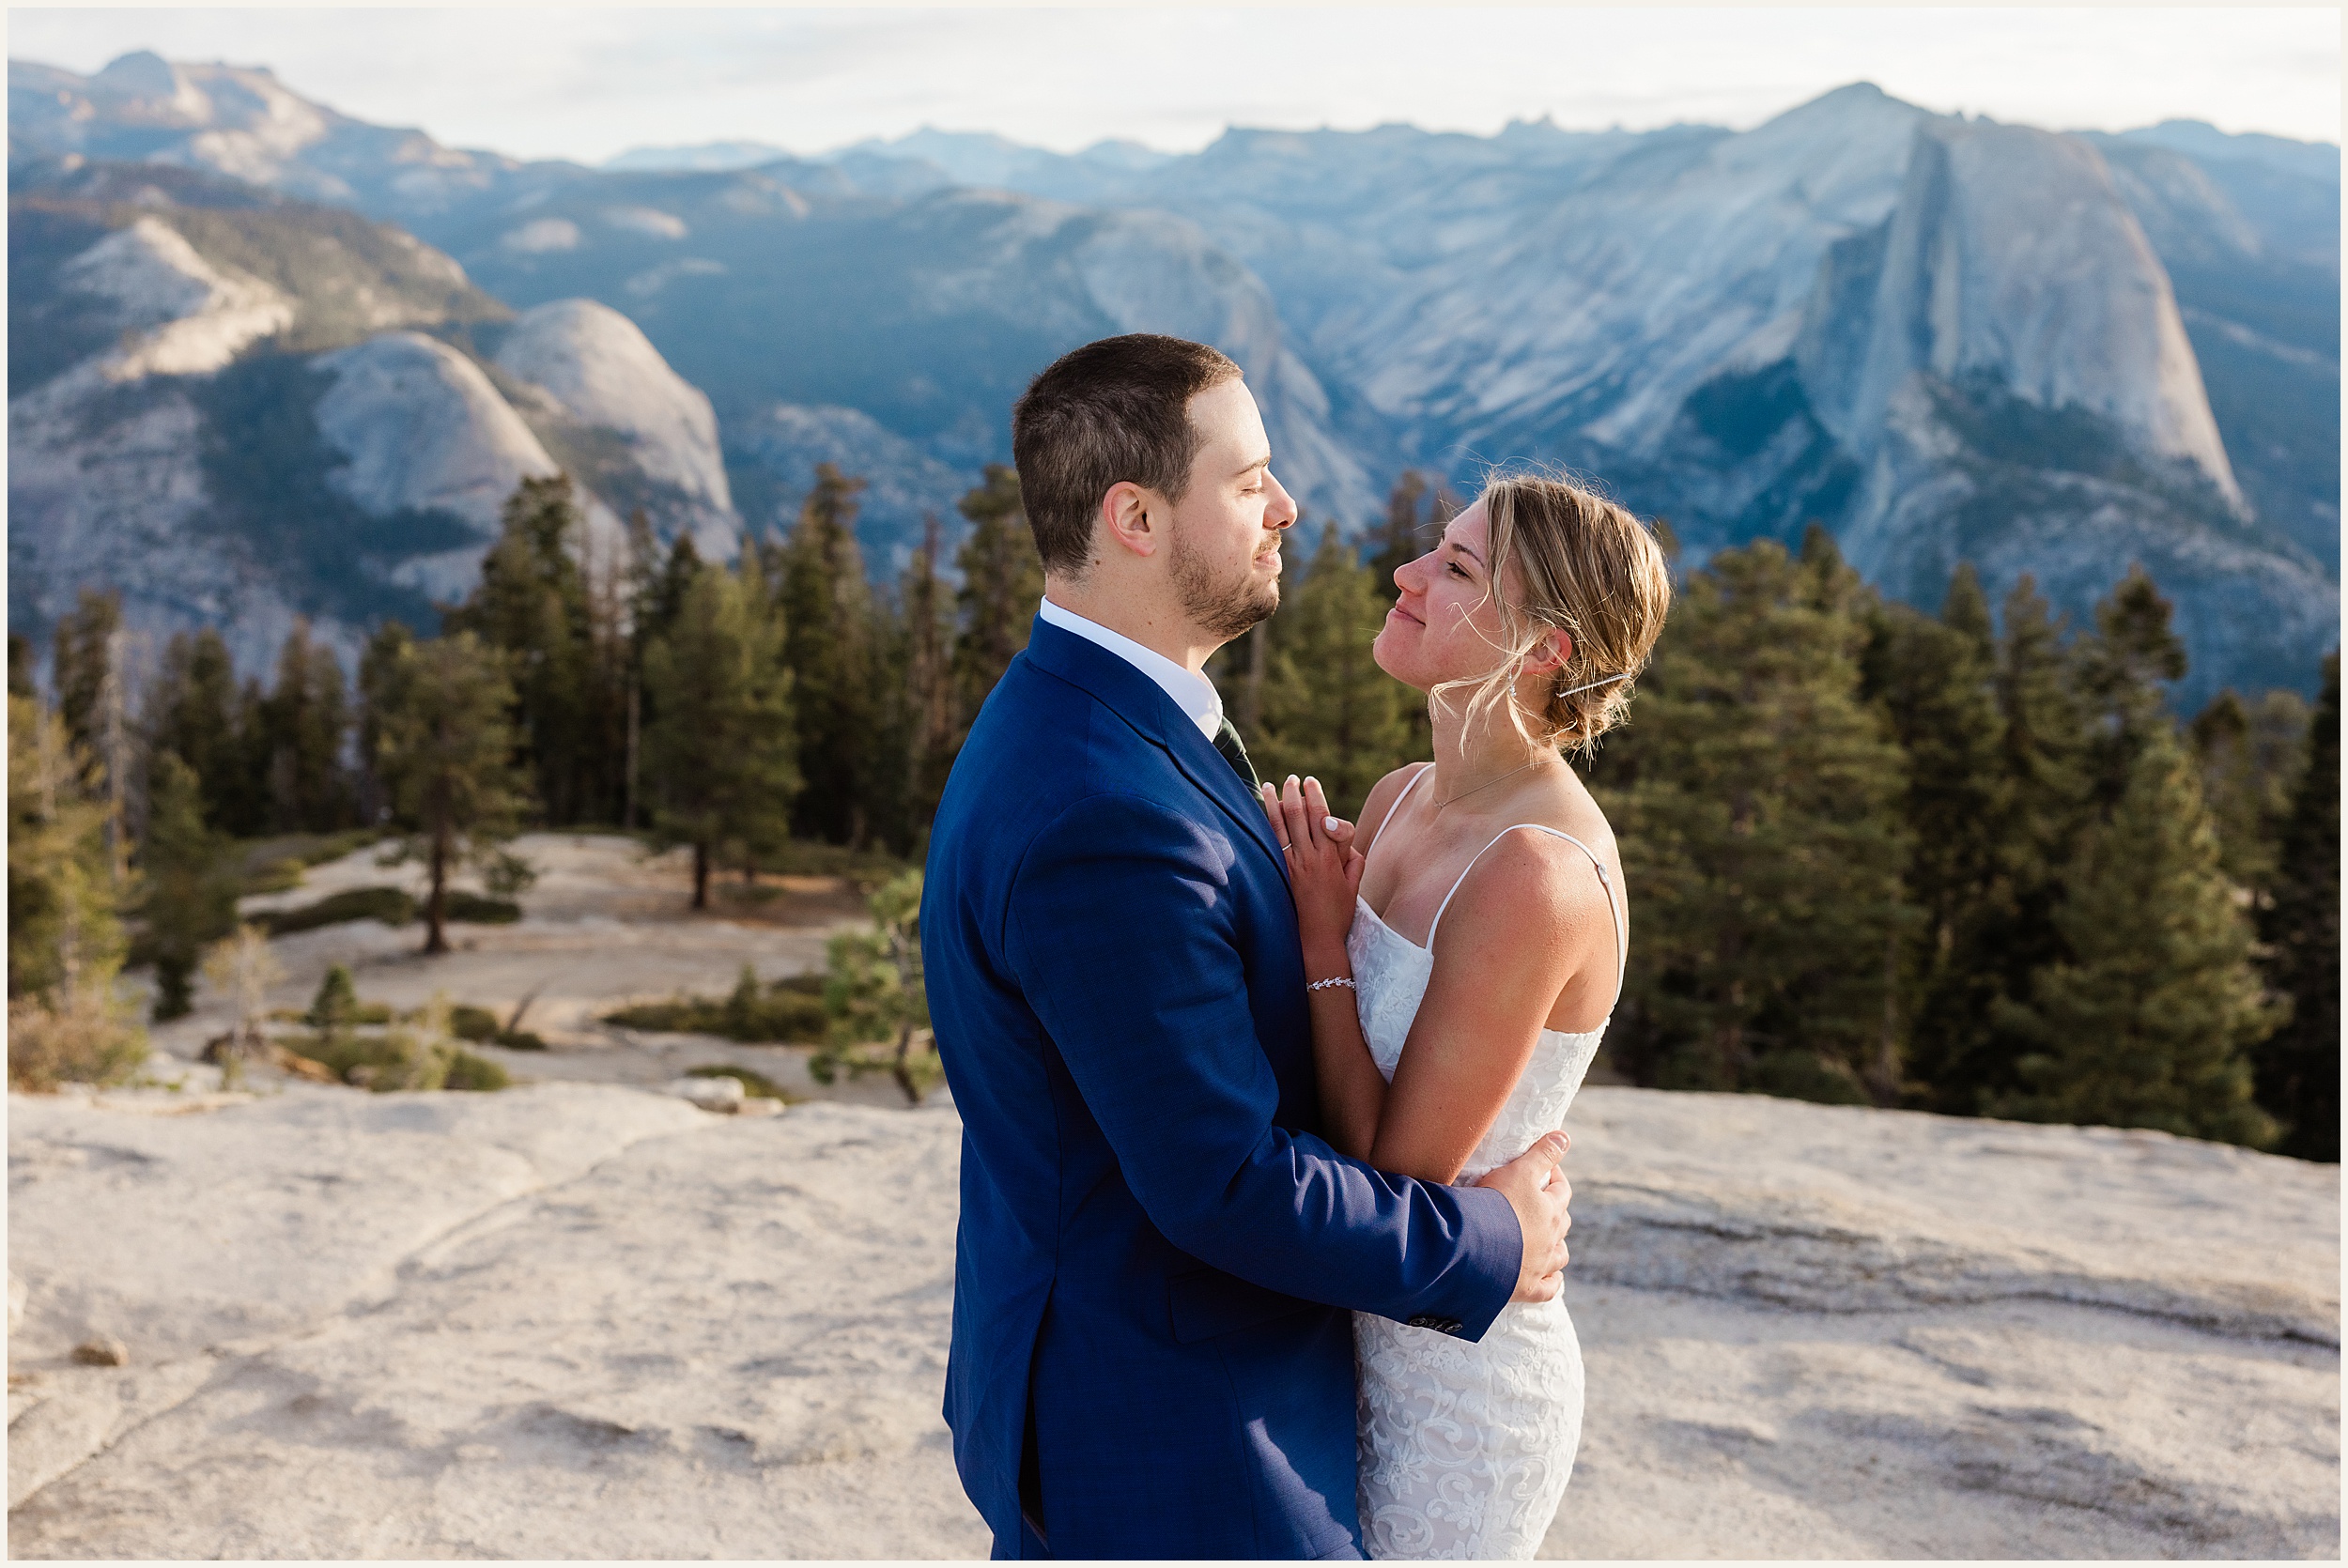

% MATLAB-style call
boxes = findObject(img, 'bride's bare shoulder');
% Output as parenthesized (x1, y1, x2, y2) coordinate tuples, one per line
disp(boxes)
(1531, 768, 1623, 865)
(1355, 762, 1431, 844)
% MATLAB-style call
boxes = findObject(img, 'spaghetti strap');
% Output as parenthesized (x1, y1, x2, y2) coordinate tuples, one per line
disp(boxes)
(1361, 762, 1433, 860)
(1427, 825, 1628, 1006)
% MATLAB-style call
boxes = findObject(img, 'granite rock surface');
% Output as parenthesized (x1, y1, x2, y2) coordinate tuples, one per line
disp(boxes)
(8, 1080, 2334, 1558)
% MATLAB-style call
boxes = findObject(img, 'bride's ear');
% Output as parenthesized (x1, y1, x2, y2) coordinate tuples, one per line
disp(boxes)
(1523, 628, 1572, 677)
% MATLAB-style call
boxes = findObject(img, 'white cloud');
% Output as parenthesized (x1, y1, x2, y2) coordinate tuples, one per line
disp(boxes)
(7, 6, 2338, 163)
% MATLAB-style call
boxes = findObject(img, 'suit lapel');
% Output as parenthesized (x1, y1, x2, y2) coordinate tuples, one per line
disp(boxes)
(1022, 619, 1290, 884)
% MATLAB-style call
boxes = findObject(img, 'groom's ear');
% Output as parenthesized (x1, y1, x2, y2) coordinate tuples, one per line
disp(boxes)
(1100, 480, 1162, 561)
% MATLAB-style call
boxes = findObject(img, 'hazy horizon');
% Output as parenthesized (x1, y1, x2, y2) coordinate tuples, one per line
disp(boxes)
(8, 8, 2338, 168)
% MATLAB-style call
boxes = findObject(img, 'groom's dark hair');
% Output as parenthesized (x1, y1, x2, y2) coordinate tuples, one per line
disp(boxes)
(1012, 333, 1243, 576)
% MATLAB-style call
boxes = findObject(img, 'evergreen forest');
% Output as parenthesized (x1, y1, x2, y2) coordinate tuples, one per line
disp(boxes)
(8, 466, 2337, 1161)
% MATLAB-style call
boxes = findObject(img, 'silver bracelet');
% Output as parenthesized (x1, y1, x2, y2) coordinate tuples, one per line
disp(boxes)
(1306, 976, 1355, 992)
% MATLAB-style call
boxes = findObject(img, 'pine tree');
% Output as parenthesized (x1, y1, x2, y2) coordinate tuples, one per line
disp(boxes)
(780, 463, 878, 845)
(1365, 473, 1449, 759)
(816, 869, 937, 1105)
(579, 500, 637, 827)
(2078, 563, 2188, 811)
(52, 587, 120, 762)
(50, 588, 131, 882)
(1594, 535, 1913, 1101)
(446, 475, 596, 824)
(895, 515, 957, 843)
(136, 752, 239, 1020)
(1255, 524, 1414, 818)
(366, 631, 535, 955)
(305, 962, 356, 1026)
(231, 676, 274, 836)
(9, 634, 37, 699)
(2189, 687, 2310, 894)
(8, 693, 123, 1000)
(2257, 653, 2339, 1161)
(1860, 563, 2015, 1109)
(1366, 470, 1430, 606)
(1921, 574, 2100, 1113)
(642, 561, 800, 908)
(147, 629, 256, 835)
(1993, 722, 2281, 1146)
(7, 693, 147, 1089)
(950, 464, 1043, 744)
(260, 620, 352, 833)
(641, 532, 705, 653)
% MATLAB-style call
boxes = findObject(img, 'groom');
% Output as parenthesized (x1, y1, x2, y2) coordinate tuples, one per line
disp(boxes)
(921, 334, 1574, 1560)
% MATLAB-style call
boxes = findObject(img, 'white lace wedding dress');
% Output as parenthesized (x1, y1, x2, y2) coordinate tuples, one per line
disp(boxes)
(1345, 768, 1622, 1560)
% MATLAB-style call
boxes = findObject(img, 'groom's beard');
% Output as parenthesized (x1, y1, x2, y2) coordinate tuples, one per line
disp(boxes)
(1173, 528, 1280, 640)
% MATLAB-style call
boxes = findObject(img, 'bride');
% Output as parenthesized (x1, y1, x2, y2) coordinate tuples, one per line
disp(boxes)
(1259, 472, 1672, 1560)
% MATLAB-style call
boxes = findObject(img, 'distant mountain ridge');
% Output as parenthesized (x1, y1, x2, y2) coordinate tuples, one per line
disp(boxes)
(7, 151, 739, 674)
(8, 53, 2338, 703)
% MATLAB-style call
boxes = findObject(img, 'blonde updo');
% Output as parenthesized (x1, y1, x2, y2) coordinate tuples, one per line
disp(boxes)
(1433, 470, 1674, 755)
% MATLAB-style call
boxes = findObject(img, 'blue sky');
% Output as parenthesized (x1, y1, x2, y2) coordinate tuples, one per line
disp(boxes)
(8, 7, 2339, 162)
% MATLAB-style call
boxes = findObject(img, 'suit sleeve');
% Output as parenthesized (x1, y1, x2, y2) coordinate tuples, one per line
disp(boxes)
(1003, 789, 1521, 1339)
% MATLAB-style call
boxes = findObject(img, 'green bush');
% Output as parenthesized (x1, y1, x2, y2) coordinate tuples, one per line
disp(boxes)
(446, 1002, 545, 1051)
(754, 840, 911, 889)
(257, 885, 416, 935)
(243, 857, 308, 897)
(442, 1049, 511, 1091)
(603, 967, 826, 1042)
(685, 1063, 799, 1101)
(233, 831, 380, 896)
(448, 1003, 502, 1041)
(250, 887, 515, 939)
(8, 991, 149, 1092)
(443, 892, 521, 925)
(284, 1026, 509, 1092)
(1744, 1051, 1872, 1106)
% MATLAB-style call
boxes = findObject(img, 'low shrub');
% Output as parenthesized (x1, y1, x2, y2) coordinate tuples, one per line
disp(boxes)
(7, 990, 148, 1092)
(751, 840, 911, 889)
(257, 886, 416, 936)
(448, 1004, 502, 1041)
(605, 966, 826, 1043)
(442, 1049, 511, 1091)
(685, 1063, 799, 1101)
(447, 1003, 545, 1051)
(250, 888, 516, 939)
(1744, 1050, 1872, 1106)
(234, 831, 379, 896)
(285, 1027, 510, 1093)
(443, 892, 521, 925)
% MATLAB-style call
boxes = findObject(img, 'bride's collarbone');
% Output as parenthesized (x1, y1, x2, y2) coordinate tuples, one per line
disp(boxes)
(1366, 799, 1610, 915)
(1360, 800, 1623, 1033)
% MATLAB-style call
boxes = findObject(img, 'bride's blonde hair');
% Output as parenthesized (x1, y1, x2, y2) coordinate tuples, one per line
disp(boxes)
(1431, 470, 1674, 755)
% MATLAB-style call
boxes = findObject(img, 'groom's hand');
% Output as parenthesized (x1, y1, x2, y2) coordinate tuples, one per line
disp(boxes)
(1477, 1130, 1572, 1302)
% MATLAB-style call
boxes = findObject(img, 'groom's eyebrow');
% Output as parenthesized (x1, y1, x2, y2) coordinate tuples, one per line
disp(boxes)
(1235, 452, 1271, 476)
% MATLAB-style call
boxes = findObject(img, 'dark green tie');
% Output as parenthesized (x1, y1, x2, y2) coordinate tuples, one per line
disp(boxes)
(1213, 716, 1260, 792)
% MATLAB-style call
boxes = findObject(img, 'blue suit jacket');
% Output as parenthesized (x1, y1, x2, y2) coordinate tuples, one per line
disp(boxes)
(921, 617, 1522, 1560)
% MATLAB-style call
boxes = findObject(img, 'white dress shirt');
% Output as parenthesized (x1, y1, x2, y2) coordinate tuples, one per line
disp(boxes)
(1037, 596, 1225, 741)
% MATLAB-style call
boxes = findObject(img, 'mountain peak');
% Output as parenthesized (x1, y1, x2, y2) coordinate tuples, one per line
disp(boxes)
(86, 50, 211, 121)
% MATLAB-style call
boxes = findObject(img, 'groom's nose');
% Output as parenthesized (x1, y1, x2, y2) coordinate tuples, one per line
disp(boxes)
(1264, 469, 1298, 530)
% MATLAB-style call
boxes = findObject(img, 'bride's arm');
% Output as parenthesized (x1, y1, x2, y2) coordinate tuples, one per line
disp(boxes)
(1371, 838, 1588, 1183)
(1274, 778, 1599, 1184)
(1264, 771, 1416, 1161)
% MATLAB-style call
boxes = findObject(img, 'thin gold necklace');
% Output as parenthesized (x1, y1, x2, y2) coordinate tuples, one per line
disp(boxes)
(1433, 756, 1552, 810)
